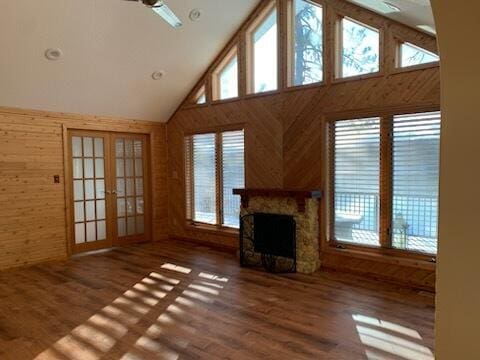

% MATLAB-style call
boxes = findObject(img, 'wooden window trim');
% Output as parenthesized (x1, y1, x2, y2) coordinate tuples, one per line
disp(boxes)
(394, 39, 440, 72)
(324, 106, 440, 263)
(192, 85, 207, 106)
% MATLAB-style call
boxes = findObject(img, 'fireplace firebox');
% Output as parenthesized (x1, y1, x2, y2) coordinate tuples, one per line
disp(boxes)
(240, 213, 296, 273)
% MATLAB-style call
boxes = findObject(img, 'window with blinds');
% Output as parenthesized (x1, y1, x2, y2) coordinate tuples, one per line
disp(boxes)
(330, 111, 441, 255)
(333, 118, 380, 246)
(185, 129, 245, 229)
(392, 112, 441, 254)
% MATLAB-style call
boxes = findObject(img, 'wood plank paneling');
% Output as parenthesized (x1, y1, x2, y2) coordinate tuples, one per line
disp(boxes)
(0, 107, 168, 270)
(167, 0, 440, 290)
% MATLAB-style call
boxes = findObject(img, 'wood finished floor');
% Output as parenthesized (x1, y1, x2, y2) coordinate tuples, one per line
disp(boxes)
(0, 240, 435, 360)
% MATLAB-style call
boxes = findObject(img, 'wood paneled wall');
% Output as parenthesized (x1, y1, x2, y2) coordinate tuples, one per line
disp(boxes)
(167, 0, 440, 289)
(0, 107, 167, 270)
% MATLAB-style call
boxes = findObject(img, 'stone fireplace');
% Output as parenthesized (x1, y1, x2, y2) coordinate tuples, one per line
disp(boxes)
(233, 189, 322, 274)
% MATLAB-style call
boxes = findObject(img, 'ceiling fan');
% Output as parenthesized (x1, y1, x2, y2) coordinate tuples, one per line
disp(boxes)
(123, 0, 183, 28)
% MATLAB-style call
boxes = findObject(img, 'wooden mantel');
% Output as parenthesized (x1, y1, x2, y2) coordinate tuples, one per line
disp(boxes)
(233, 188, 322, 213)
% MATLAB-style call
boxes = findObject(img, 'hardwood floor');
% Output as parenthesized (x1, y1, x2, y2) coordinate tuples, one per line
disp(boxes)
(0, 239, 435, 360)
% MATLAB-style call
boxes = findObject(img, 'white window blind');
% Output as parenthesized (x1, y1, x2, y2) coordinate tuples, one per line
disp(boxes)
(392, 111, 441, 254)
(334, 118, 380, 246)
(192, 133, 216, 225)
(222, 130, 245, 228)
(185, 130, 245, 229)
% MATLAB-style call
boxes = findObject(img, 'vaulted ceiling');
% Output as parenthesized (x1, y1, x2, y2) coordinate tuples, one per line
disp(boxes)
(0, 0, 434, 122)
(0, 0, 260, 122)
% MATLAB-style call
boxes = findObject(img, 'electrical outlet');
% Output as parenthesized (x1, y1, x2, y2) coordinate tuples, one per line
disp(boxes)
(54, 175, 60, 184)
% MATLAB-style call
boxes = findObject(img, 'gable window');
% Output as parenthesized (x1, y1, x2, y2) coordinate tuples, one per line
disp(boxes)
(338, 17, 380, 78)
(194, 85, 206, 105)
(247, 1, 278, 94)
(329, 111, 441, 255)
(291, 0, 323, 86)
(398, 42, 439, 68)
(212, 47, 238, 101)
(185, 129, 245, 229)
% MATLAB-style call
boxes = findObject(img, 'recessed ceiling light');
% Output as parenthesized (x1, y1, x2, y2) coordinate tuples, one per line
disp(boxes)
(383, 2, 401, 12)
(152, 70, 165, 80)
(45, 48, 63, 61)
(189, 9, 202, 21)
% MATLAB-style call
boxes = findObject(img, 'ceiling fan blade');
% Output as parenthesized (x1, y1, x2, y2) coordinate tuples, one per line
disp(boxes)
(150, 2, 183, 28)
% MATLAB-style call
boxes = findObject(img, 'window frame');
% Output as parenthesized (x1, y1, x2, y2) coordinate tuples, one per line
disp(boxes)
(396, 40, 440, 70)
(335, 15, 382, 80)
(193, 85, 207, 106)
(212, 46, 239, 102)
(184, 125, 246, 232)
(287, 0, 325, 88)
(325, 107, 440, 261)
(246, 0, 279, 95)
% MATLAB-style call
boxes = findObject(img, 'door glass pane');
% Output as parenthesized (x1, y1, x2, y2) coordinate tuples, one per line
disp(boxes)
(126, 179, 134, 197)
(125, 159, 134, 177)
(117, 178, 125, 197)
(75, 223, 85, 244)
(117, 198, 126, 217)
(126, 198, 135, 216)
(83, 137, 93, 157)
(96, 200, 106, 220)
(116, 139, 124, 157)
(116, 159, 124, 177)
(74, 180, 84, 201)
(85, 180, 95, 200)
(125, 140, 134, 158)
(135, 160, 143, 177)
(94, 138, 104, 157)
(96, 180, 105, 199)
(136, 197, 144, 215)
(85, 201, 95, 221)
(115, 137, 147, 237)
(127, 217, 136, 235)
(86, 222, 96, 242)
(72, 137, 82, 157)
(84, 159, 94, 178)
(73, 159, 83, 179)
(136, 178, 144, 196)
(97, 221, 106, 241)
(71, 134, 108, 247)
(134, 141, 142, 158)
(118, 218, 127, 237)
(95, 159, 104, 178)
(74, 202, 84, 222)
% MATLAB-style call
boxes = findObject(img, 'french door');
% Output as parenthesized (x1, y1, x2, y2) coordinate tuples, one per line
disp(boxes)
(68, 130, 151, 254)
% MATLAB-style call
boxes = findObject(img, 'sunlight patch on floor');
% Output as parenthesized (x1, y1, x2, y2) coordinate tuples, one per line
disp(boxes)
(352, 314, 434, 360)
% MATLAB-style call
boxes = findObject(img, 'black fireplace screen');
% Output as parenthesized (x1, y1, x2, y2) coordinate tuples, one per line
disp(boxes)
(240, 213, 296, 273)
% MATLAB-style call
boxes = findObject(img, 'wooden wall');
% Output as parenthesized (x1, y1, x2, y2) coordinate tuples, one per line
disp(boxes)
(0, 107, 168, 270)
(167, 0, 440, 289)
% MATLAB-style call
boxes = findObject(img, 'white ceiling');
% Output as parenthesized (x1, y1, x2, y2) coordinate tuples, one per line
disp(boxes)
(0, 0, 435, 123)
(0, 0, 259, 122)
(346, 0, 436, 34)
